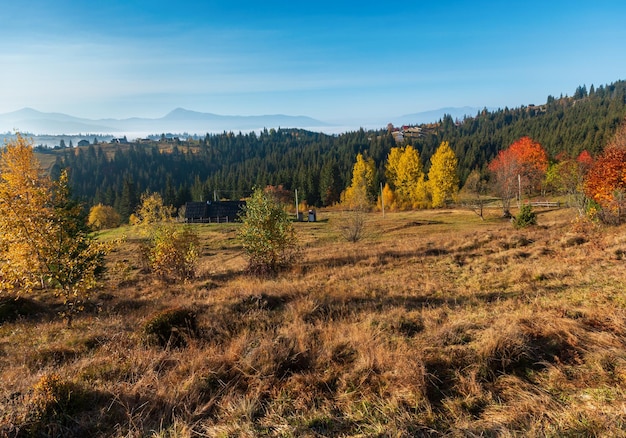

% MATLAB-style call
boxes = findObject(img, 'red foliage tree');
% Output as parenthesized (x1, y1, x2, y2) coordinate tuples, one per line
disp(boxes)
(576, 150, 594, 170)
(488, 136, 548, 216)
(508, 136, 549, 190)
(584, 147, 626, 223)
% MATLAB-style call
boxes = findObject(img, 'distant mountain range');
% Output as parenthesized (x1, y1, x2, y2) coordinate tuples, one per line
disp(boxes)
(0, 106, 492, 137)
(0, 108, 332, 136)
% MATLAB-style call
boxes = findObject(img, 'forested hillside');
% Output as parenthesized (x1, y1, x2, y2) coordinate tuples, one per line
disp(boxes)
(42, 80, 626, 216)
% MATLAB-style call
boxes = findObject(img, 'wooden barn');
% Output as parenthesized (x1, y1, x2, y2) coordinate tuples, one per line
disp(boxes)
(184, 200, 246, 223)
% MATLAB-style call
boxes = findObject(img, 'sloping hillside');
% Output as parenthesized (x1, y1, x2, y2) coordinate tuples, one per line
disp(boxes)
(3, 208, 626, 435)
(33, 81, 626, 213)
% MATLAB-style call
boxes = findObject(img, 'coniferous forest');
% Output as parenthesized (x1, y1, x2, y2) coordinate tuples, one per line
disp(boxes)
(43, 80, 626, 217)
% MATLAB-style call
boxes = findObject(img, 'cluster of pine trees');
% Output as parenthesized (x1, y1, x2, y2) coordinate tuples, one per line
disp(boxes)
(45, 80, 626, 218)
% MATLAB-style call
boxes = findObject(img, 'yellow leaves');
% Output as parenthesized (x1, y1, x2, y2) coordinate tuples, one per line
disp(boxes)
(238, 188, 299, 275)
(134, 192, 175, 230)
(88, 204, 121, 230)
(0, 134, 111, 325)
(385, 146, 427, 210)
(342, 153, 376, 209)
(382, 142, 459, 210)
(144, 225, 199, 282)
(428, 141, 459, 208)
(385, 147, 404, 184)
(378, 183, 397, 211)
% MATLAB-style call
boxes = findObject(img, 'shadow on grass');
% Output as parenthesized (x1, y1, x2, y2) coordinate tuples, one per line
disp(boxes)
(304, 246, 453, 270)
(387, 219, 444, 233)
(0, 296, 52, 323)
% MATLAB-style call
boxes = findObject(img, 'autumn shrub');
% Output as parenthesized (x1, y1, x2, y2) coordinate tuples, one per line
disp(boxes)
(143, 307, 198, 348)
(238, 188, 299, 275)
(513, 204, 537, 228)
(87, 204, 121, 230)
(22, 373, 85, 436)
(143, 225, 199, 281)
(339, 208, 368, 242)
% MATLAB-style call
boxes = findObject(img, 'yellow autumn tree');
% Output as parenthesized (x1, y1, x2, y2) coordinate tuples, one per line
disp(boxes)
(0, 134, 110, 325)
(385, 147, 404, 188)
(132, 192, 175, 227)
(88, 204, 121, 230)
(341, 153, 376, 209)
(385, 145, 428, 209)
(0, 134, 52, 294)
(428, 141, 459, 208)
(377, 182, 397, 211)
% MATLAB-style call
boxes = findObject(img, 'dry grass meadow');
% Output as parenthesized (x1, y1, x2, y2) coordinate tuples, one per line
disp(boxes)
(2, 207, 626, 437)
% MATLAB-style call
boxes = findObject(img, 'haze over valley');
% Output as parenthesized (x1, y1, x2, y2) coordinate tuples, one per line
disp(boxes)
(0, 106, 488, 142)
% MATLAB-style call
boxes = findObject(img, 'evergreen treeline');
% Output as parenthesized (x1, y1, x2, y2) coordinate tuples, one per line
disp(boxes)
(52, 128, 394, 218)
(49, 80, 626, 217)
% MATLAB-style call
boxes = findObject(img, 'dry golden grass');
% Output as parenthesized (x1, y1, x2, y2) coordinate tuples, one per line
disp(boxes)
(3, 207, 626, 436)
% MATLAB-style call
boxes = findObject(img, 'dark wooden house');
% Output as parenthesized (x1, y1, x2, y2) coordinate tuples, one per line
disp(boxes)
(184, 201, 245, 223)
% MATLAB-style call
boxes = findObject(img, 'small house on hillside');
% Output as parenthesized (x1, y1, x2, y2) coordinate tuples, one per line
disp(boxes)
(184, 200, 246, 223)
(77, 139, 90, 147)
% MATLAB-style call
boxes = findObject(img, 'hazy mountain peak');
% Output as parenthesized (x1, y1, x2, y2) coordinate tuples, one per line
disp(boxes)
(0, 107, 331, 136)
(164, 108, 211, 119)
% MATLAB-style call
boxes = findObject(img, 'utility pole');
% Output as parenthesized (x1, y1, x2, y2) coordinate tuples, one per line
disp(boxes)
(380, 182, 385, 217)
(518, 174, 521, 209)
(295, 189, 299, 220)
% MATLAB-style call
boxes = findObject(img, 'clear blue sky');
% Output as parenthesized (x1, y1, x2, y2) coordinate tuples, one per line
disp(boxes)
(1, 0, 625, 126)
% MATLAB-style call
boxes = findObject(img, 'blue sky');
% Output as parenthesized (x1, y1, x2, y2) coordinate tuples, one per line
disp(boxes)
(1, 0, 625, 127)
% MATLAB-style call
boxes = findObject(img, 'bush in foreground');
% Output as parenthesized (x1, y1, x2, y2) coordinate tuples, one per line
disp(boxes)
(143, 225, 199, 282)
(238, 188, 299, 275)
(513, 204, 537, 228)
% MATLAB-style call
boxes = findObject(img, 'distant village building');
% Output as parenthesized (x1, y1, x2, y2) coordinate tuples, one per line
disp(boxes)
(77, 139, 90, 147)
(392, 131, 404, 143)
(184, 200, 246, 223)
(110, 137, 128, 144)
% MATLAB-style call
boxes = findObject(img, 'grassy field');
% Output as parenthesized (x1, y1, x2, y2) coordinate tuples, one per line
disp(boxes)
(2, 207, 626, 437)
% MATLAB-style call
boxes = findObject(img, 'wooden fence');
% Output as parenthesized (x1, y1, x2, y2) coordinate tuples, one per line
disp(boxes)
(529, 201, 561, 208)
(184, 216, 231, 224)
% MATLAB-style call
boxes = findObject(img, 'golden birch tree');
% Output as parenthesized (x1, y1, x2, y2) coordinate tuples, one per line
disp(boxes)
(385, 146, 428, 209)
(0, 134, 110, 325)
(341, 153, 376, 209)
(428, 141, 459, 208)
